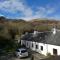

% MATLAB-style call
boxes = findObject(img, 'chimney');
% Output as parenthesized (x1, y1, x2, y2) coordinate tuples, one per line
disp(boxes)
(33, 31, 38, 37)
(52, 28, 56, 35)
(25, 32, 28, 35)
(34, 31, 38, 35)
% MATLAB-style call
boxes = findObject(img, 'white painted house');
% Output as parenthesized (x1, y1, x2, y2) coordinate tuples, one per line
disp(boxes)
(21, 28, 60, 56)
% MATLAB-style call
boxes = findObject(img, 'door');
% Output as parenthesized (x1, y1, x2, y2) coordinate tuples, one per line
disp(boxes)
(53, 49, 57, 55)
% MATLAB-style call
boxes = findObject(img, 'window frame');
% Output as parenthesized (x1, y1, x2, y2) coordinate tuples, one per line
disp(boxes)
(32, 43, 33, 47)
(36, 44, 38, 49)
(27, 42, 28, 46)
(41, 46, 43, 51)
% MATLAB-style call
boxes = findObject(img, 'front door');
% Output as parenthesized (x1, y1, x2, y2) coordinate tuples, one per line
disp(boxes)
(53, 49, 57, 55)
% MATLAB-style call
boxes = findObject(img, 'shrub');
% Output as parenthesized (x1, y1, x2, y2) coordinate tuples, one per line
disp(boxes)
(46, 53, 51, 57)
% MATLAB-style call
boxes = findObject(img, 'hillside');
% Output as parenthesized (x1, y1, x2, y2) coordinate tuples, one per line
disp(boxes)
(0, 16, 60, 38)
(30, 19, 59, 26)
(0, 16, 60, 50)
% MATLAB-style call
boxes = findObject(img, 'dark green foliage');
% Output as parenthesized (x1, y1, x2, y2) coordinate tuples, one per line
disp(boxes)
(8, 28, 17, 39)
(0, 36, 16, 52)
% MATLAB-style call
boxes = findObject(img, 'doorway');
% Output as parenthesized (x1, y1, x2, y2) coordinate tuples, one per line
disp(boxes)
(53, 48, 57, 55)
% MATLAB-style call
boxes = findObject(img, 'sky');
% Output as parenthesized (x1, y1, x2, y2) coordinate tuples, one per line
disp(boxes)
(0, 0, 60, 20)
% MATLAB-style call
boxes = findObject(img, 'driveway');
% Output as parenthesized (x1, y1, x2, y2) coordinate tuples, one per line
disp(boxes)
(0, 54, 31, 60)
(12, 57, 31, 60)
(0, 49, 31, 60)
(0, 49, 46, 60)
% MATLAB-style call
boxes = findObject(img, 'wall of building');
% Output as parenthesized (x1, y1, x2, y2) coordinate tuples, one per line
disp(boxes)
(29, 41, 47, 56)
(21, 40, 47, 55)
(47, 44, 60, 55)
(21, 40, 26, 45)
(21, 40, 60, 56)
(39, 43, 47, 55)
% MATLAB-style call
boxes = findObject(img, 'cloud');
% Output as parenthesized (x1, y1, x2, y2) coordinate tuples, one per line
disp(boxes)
(20, 6, 56, 20)
(0, 0, 58, 20)
(0, 0, 33, 15)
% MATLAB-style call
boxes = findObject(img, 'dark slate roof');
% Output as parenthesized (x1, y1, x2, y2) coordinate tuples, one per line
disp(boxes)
(46, 31, 60, 46)
(21, 32, 49, 43)
(21, 30, 60, 46)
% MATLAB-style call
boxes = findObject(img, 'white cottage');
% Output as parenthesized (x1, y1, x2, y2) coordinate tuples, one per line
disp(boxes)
(21, 28, 60, 56)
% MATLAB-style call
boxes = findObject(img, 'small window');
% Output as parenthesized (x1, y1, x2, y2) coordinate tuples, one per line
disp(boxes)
(53, 49, 57, 55)
(27, 42, 28, 46)
(32, 43, 33, 47)
(36, 45, 38, 49)
(41, 46, 43, 51)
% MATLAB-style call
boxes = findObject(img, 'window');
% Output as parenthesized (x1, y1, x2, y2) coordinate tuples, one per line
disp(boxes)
(32, 43, 33, 47)
(41, 46, 43, 51)
(36, 45, 38, 49)
(53, 49, 57, 55)
(27, 42, 28, 46)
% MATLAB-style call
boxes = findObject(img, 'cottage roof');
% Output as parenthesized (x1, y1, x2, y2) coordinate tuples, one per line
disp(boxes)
(21, 32, 48, 43)
(46, 30, 60, 46)
(21, 29, 60, 46)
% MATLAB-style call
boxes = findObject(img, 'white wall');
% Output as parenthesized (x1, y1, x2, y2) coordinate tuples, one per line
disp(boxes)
(21, 40, 60, 56)
(30, 42, 40, 52)
(21, 40, 47, 55)
(29, 41, 36, 50)
(21, 40, 26, 45)
(26, 41, 31, 48)
(39, 43, 47, 55)
(47, 44, 60, 55)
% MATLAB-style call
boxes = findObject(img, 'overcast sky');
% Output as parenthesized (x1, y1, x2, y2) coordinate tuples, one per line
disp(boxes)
(0, 0, 60, 20)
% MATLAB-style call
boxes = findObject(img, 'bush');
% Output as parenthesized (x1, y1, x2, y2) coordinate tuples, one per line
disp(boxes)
(46, 53, 51, 57)
(0, 36, 17, 52)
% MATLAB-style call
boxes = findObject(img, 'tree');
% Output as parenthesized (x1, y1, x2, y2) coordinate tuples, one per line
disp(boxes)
(8, 28, 18, 40)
